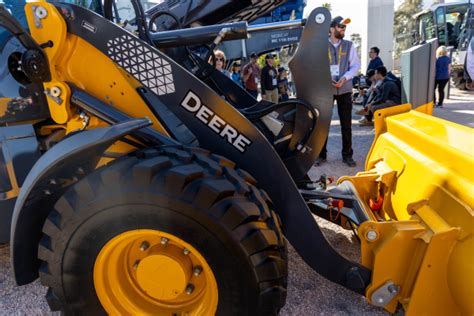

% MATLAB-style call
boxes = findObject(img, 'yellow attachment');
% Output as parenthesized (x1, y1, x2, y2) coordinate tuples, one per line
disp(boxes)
(342, 108, 473, 315)
(94, 229, 218, 315)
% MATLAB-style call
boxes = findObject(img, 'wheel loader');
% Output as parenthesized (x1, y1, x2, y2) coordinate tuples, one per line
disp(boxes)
(0, 1, 472, 315)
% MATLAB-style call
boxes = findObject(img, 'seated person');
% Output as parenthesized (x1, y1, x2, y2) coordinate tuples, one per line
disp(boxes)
(356, 69, 381, 126)
(368, 66, 401, 113)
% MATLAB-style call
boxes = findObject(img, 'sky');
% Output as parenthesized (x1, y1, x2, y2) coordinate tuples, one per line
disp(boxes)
(303, 0, 466, 38)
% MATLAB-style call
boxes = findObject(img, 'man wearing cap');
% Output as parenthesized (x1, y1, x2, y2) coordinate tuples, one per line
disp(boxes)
(316, 16, 360, 167)
(260, 53, 279, 103)
(242, 53, 261, 98)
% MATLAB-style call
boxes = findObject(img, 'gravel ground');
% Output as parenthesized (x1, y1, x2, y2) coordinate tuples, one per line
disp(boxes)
(0, 88, 472, 315)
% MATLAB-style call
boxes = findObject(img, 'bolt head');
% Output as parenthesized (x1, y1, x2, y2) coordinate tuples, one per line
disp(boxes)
(193, 266, 203, 276)
(35, 6, 48, 19)
(160, 237, 169, 245)
(388, 284, 400, 294)
(366, 230, 378, 241)
(140, 241, 150, 251)
(183, 248, 190, 255)
(315, 13, 325, 24)
(185, 283, 195, 295)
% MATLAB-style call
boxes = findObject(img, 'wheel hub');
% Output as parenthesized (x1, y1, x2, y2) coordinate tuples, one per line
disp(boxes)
(93, 229, 218, 315)
(136, 254, 187, 300)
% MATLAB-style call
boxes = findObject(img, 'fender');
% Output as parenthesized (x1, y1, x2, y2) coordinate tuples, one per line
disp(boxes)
(11, 118, 151, 285)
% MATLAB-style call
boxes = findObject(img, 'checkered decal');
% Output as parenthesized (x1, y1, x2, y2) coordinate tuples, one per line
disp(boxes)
(107, 35, 175, 95)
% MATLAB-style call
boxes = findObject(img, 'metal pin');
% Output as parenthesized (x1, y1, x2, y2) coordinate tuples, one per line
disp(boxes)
(183, 248, 190, 255)
(185, 283, 195, 295)
(365, 230, 378, 241)
(160, 237, 169, 245)
(140, 241, 150, 251)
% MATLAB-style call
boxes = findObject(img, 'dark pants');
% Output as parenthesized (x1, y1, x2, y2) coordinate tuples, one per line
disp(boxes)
(319, 93, 353, 160)
(434, 79, 449, 106)
(246, 88, 258, 99)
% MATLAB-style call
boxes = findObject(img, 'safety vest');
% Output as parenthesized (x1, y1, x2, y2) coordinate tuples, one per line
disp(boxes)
(328, 39, 353, 95)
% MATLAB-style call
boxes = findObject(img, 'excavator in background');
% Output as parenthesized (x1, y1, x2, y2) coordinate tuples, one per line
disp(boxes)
(0, 1, 472, 315)
(415, 0, 473, 89)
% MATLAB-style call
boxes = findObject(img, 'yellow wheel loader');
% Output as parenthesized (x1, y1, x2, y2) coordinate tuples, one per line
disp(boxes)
(0, 1, 472, 315)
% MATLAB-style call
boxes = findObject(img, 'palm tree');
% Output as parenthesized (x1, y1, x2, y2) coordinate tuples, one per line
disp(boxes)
(321, 3, 332, 12)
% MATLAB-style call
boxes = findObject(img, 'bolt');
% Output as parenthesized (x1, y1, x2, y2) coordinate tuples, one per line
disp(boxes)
(133, 260, 140, 270)
(377, 297, 384, 304)
(35, 6, 48, 19)
(365, 230, 378, 241)
(315, 13, 325, 24)
(44, 189, 51, 195)
(185, 283, 195, 295)
(193, 266, 203, 276)
(160, 237, 169, 245)
(49, 179, 57, 185)
(76, 167, 85, 175)
(50, 86, 61, 97)
(140, 241, 150, 251)
(183, 248, 190, 255)
(388, 284, 400, 294)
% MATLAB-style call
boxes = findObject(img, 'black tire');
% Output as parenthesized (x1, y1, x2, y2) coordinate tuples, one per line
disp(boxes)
(38, 146, 287, 315)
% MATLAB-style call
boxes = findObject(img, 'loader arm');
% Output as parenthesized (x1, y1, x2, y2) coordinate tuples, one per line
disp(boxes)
(11, 2, 371, 293)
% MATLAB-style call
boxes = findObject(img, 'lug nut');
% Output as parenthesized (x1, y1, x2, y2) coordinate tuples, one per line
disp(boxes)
(365, 230, 378, 241)
(133, 260, 140, 270)
(160, 237, 169, 245)
(140, 241, 150, 251)
(185, 283, 195, 295)
(193, 266, 203, 276)
(183, 248, 190, 255)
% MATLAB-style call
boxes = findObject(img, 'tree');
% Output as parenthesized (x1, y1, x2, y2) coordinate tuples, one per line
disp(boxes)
(350, 33, 362, 59)
(321, 3, 331, 12)
(393, 0, 423, 57)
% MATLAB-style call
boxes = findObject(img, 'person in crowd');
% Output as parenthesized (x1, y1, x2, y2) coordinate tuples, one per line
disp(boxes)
(316, 16, 360, 168)
(367, 47, 383, 74)
(214, 50, 231, 77)
(434, 46, 451, 108)
(366, 66, 401, 114)
(465, 37, 473, 90)
(242, 52, 261, 98)
(356, 69, 382, 126)
(231, 61, 243, 87)
(260, 53, 279, 103)
(277, 67, 289, 101)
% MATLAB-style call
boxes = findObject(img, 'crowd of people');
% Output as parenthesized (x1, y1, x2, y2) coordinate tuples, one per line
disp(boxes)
(211, 50, 291, 102)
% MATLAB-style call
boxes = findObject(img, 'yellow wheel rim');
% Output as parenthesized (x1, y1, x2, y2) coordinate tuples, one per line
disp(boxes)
(94, 229, 218, 315)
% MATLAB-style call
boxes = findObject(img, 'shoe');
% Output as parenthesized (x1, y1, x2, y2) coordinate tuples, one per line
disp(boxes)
(314, 157, 327, 166)
(343, 157, 356, 167)
(355, 108, 368, 116)
(359, 118, 374, 126)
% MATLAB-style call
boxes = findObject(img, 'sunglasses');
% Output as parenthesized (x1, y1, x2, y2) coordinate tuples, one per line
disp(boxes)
(336, 24, 346, 29)
(216, 57, 225, 62)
